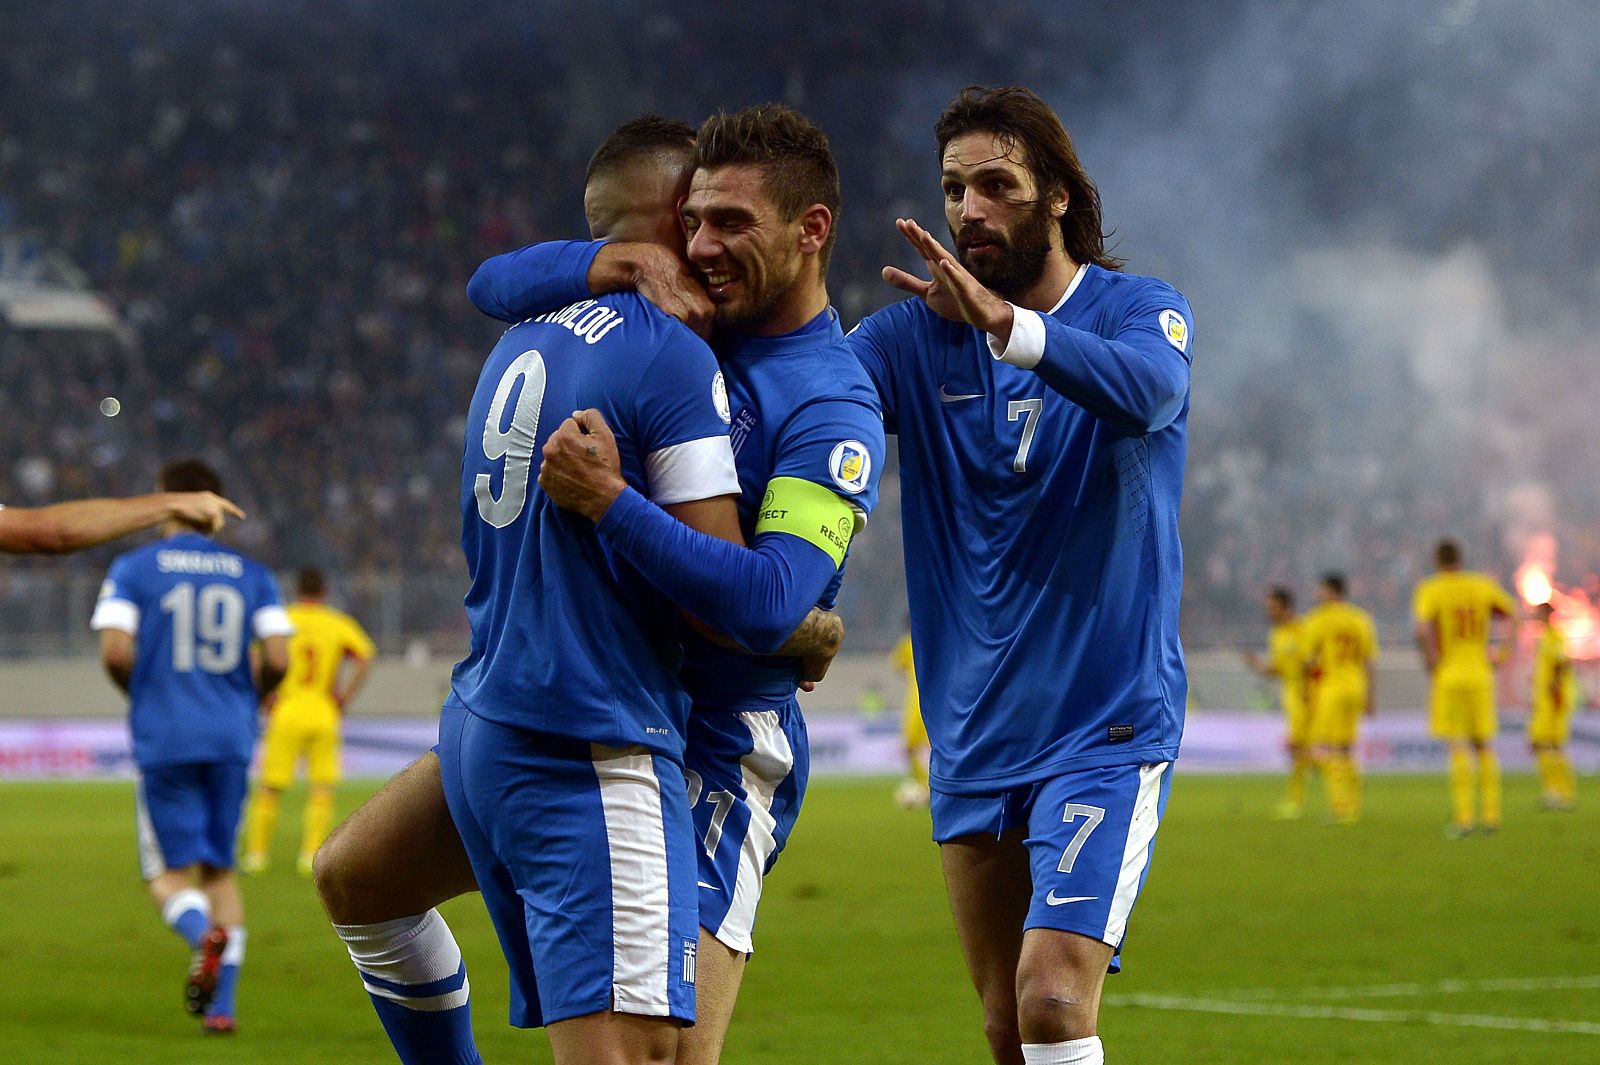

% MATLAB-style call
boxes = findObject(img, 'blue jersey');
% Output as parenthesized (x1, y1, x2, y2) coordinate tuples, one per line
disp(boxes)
(847, 264, 1192, 793)
(91, 532, 290, 768)
(676, 309, 886, 711)
(451, 293, 739, 757)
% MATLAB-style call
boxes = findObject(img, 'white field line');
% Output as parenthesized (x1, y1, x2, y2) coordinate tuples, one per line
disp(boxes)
(1110, 993, 1600, 1036)
(1216, 974, 1600, 1001)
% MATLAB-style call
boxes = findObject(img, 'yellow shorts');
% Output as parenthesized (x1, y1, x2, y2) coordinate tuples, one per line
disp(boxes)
(1527, 705, 1572, 747)
(1310, 683, 1365, 747)
(1430, 684, 1497, 742)
(259, 703, 342, 788)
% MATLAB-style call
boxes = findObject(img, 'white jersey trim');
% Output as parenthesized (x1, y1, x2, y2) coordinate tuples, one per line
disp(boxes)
(987, 262, 1088, 369)
(595, 744, 674, 1016)
(90, 597, 140, 633)
(252, 604, 294, 639)
(1102, 761, 1169, 946)
(645, 435, 740, 506)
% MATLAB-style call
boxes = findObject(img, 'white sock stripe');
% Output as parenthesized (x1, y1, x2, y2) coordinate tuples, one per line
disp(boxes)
(222, 926, 246, 965)
(1022, 1036, 1104, 1064)
(336, 909, 465, 986)
(593, 745, 672, 1015)
(1103, 762, 1168, 946)
(161, 887, 210, 927)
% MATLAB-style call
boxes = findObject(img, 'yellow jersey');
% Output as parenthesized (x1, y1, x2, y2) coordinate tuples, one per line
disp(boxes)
(1531, 624, 1577, 717)
(1411, 570, 1516, 688)
(1303, 600, 1378, 688)
(278, 601, 376, 716)
(1267, 618, 1309, 710)
(890, 634, 919, 719)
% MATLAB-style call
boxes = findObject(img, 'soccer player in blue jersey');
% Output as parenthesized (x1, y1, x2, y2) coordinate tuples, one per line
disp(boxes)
(851, 85, 1193, 1065)
(90, 459, 291, 1035)
(312, 114, 872, 1065)
(467, 104, 884, 1065)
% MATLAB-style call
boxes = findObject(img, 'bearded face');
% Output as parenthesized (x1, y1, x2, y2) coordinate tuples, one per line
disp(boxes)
(952, 195, 1056, 302)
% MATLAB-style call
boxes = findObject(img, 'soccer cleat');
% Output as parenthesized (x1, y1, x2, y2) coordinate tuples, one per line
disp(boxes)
(1442, 823, 1474, 841)
(296, 853, 316, 878)
(201, 1013, 237, 1035)
(185, 927, 229, 1015)
(238, 853, 269, 876)
(1271, 801, 1304, 822)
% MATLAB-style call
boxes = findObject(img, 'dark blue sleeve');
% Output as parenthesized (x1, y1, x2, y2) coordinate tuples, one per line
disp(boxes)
(466, 240, 603, 323)
(596, 487, 840, 655)
(844, 306, 905, 433)
(1029, 287, 1192, 436)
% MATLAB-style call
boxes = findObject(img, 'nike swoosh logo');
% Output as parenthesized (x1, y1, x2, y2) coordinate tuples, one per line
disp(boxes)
(1044, 891, 1098, 906)
(697, 881, 720, 892)
(939, 385, 984, 403)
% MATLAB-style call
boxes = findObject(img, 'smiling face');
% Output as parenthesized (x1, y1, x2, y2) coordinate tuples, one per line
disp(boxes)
(681, 163, 806, 334)
(940, 130, 1067, 301)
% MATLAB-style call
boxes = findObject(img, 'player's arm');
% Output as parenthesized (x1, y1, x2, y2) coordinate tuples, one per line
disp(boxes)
(883, 218, 1189, 435)
(0, 492, 244, 554)
(1411, 587, 1439, 672)
(98, 629, 136, 693)
(336, 652, 375, 712)
(468, 240, 712, 335)
(1489, 588, 1520, 666)
(256, 635, 289, 696)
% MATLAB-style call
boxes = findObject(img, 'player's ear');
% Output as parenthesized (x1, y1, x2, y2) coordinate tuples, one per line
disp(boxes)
(797, 204, 832, 257)
(1047, 182, 1069, 219)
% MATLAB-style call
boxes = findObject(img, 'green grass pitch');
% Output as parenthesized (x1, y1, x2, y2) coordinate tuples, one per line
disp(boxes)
(1, 773, 1596, 1063)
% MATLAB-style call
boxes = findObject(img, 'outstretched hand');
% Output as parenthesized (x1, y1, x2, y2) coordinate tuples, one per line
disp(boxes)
(169, 491, 246, 534)
(598, 243, 715, 339)
(538, 409, 627, 522)
(881, 218, 1014, 344)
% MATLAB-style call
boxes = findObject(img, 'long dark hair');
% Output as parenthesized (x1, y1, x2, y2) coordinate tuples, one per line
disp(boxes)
(935, 85, 1123, 271)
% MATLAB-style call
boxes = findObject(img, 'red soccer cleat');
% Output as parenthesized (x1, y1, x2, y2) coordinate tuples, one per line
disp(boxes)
(201, 1013, 237, 1035)
(185, 927, 229, 1015)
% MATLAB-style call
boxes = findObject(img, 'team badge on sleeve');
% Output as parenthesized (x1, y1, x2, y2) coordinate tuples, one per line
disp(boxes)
(1157, 309, 1189, 353)
(711, 371, 731, 424)
(828, 440, 872, 495)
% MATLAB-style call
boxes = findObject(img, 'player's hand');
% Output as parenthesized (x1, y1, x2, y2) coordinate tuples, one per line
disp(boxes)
(798, 648, 838, 691)
(539, 409, 627, 522)
(596, 243, 714, 338)
(881, 217, 1014, 343)
(166, 491, 245, 533)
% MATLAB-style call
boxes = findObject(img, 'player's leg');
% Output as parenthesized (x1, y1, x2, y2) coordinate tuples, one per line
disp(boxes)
(242, 714, 299, 872)
(190, 761, 252, 1031)
(324, 709, 484, 1065)
(1470, 690, 1501, 831)
(677, 704, 809, 1065)
(936, 789, 1033, 1065)
(299, 716, 341, 875)
(135, 763, 235, 1020)
(1013, 762, 1172, 1064)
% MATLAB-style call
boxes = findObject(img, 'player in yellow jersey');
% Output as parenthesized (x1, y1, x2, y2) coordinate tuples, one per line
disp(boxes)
(1528, 602, 1581, 811)
(1411, 540, 1517, 838)
(890, 632, 930, 809)
(1245, 587, 1313, 819)
(1301, 573, 1378, 824)
(241, 568, 376, 874)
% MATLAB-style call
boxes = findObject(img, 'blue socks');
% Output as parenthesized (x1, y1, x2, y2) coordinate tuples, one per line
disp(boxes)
(334, 910, 483, 1065)
(209, 926, 246, 1019)
(162, 888, 210, 949)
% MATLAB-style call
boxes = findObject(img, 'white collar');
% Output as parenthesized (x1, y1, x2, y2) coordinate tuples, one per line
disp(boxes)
(1047, 263, 1089, 316)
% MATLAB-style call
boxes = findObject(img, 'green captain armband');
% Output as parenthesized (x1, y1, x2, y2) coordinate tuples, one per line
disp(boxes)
(754, 476, 859, 567)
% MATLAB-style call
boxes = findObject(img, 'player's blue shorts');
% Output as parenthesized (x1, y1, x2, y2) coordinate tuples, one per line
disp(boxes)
(134, 760, 250, 879)
(930, 761, 1173, 973)
(685, 700, 809, 954)
(437, 700, 699, 1029)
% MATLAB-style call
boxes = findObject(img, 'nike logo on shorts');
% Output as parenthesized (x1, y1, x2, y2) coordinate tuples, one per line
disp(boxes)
(939, 385, 984, 403)
(1044, 891, 1098, 906)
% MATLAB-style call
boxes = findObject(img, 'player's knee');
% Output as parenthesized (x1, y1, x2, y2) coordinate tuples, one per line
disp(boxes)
(311, 830, 358, 917)
(1015, 969, 1096, 1040)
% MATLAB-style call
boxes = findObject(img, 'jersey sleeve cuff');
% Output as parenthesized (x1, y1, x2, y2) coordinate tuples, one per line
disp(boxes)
(645, 435, 741, 505)
(252, 605, 295, 639)
(986, 304, 1046, 370)
(89, 598, 139, 633)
